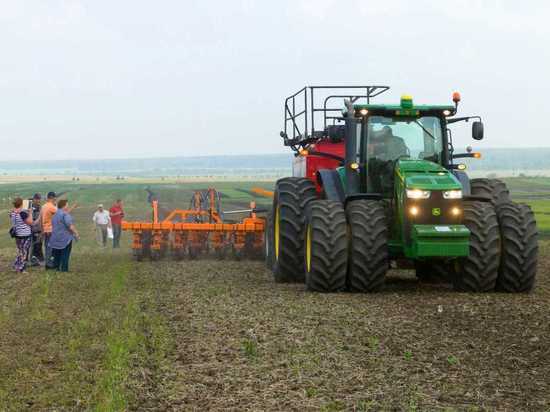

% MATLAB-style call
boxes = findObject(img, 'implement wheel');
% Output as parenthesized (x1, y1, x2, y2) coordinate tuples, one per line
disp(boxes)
(304, 201, 347, 292)
(188, 246, 200, 260)
(173, 249, 185, 261)
(271, 177, 317, 283)
(133, 249, 144, 262)
(470, 178, 510, 206)
(454, 201, 500, 292)
(496, 202, 538, 292)
(150, 249, 161, 261)
(346, 200, 389, 292)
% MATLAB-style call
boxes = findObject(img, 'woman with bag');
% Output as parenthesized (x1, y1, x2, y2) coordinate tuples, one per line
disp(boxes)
(9, 197, 33, 273)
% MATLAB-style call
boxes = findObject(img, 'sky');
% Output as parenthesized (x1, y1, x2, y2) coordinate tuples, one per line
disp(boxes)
(0, 0, 549, 160)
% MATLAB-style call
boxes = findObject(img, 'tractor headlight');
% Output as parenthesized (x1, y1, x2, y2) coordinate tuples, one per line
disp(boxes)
(406, 189, 431, 199)
(443, 190, 463, 199)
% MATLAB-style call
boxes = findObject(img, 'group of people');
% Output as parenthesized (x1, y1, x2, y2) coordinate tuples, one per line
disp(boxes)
(9, 193, 125, 274)
(10, 192, 78, 273)
(92, 200, 124, 248)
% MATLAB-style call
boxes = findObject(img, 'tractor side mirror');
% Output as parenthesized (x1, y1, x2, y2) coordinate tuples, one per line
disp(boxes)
(472, 121, 484, 140)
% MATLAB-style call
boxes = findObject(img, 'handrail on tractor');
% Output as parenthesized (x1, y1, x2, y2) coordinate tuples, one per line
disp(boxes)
(282, 85, 390, 151)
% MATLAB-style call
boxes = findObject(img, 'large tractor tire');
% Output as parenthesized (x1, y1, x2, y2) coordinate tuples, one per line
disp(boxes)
(346, 200, 389, 292)
(304, 201, 348, 292)
(454, 201, 500, 292)
(496, 202, 538, 292)
(470, 178, 510, 206)
(271, 177, 317, 283)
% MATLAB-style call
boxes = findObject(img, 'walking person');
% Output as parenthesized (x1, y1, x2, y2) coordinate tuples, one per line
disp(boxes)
(30, 193, 44, 265)
(49, 199, 79, 272)
(92, 204, 111, 247)
(41, 191, 57, 268)
(9, 197, 33, 273)
(109, 199, 124, 248)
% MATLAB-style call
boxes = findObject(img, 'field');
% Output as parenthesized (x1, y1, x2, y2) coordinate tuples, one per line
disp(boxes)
(1, 178, 550, 411)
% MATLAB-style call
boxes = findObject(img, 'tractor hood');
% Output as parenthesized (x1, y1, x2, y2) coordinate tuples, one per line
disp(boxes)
(396, 160, 462, 191)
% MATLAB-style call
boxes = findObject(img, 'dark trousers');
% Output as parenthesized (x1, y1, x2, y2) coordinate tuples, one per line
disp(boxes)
(113, 224, 122, 248)
(52, 242, 72, 272)
(44, 233, 53, 265)
(31, 233, 44, 262)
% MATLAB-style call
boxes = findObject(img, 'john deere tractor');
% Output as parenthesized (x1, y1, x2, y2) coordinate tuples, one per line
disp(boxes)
(266, 86, 537, 293)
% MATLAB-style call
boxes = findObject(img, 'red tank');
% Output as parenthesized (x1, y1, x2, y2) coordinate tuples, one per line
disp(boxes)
(292, 140, 345, 191)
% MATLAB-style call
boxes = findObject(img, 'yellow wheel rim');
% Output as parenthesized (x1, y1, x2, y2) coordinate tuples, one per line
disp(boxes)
(274, 205, 280, 260)
(306, 224, 312, 273)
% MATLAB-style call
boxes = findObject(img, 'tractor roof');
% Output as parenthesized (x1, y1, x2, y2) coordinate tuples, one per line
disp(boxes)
(352, 95, 455, 116)
(353, 104, 455, 111)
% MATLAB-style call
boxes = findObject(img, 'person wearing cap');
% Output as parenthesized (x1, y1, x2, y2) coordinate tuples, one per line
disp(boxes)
(92, 204, 111, 247)
(41, 191, 57, 267)
(30, 193, 44, 264)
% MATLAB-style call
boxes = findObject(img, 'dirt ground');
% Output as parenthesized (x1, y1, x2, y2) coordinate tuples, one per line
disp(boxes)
(136, 251, 550, 411)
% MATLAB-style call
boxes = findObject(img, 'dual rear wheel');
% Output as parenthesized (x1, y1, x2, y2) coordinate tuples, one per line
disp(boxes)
(303, 199, 389, 293)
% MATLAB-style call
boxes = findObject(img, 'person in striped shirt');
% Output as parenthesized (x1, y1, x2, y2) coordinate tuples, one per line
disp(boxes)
(10, 197, 33, 273)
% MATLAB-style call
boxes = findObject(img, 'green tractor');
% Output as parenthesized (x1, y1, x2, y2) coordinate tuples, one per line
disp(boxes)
(267, 86, 537, 293)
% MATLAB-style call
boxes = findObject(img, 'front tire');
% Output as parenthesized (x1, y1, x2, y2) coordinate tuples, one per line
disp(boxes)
(346, 200, 389, 292)
(304, 201, 348, 292)
(271, 177, 317, 283)
(496, 202, 538, 292)
(454, 201, 500, 292)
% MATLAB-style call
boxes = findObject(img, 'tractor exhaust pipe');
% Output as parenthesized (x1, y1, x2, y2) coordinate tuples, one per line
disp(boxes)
(344, 99, 358, 195)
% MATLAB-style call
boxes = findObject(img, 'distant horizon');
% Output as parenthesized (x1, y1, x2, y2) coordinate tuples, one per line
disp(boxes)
(1, 147, 550, 164)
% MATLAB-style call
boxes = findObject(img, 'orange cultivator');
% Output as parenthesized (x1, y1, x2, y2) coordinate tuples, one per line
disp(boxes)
(122, 188, 266, 260)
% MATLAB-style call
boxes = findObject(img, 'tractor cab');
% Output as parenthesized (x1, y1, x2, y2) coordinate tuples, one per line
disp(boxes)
(340, 94, 481, 197)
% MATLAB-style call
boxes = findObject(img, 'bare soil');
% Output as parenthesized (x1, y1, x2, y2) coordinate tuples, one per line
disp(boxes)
(137, 252, 550, 411)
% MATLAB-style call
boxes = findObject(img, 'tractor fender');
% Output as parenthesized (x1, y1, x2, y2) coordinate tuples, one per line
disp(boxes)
(452, 171, 493, 202)
(452, 170, 471, 196)
(316, 169, 345, 202)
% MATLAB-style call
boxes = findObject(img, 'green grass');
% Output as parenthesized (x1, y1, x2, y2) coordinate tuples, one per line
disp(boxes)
(0, 252, 173, 410)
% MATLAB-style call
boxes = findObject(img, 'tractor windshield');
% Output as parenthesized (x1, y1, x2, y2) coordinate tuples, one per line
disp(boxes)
(366, 116, 444, 163)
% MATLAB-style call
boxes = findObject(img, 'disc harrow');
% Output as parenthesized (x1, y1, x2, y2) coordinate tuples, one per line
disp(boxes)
(122, 188, 265, 260)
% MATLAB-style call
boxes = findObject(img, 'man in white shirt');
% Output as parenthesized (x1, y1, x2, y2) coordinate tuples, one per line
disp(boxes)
(92, 204, 111, 247)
